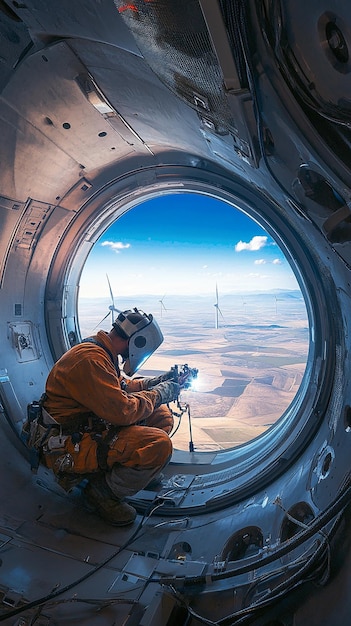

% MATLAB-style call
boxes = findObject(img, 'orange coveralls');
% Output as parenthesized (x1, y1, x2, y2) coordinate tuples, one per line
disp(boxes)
(42, 331, 173, 496)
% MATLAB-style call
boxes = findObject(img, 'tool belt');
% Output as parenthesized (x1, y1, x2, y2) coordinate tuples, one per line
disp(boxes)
(22, 397, 119, 474)
(21, 399, 60, 472)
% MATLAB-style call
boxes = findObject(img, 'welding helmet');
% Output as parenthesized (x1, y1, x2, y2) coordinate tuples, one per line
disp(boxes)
(113, 308, 163, 376)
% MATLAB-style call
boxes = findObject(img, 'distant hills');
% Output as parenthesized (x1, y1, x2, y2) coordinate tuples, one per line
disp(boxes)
(79, 289, 304, 305)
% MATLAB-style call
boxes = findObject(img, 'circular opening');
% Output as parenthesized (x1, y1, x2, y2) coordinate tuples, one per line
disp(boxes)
(168, 541, 192, 560)
(318, 13, 351, 76)
(344, 405, 351, 432)
(222, 526, 263, 561)
(322, 451, 333, 477)
(78, 192, 309, 453)
(280, 502, 315, 542)
(326, 21, 349, 64)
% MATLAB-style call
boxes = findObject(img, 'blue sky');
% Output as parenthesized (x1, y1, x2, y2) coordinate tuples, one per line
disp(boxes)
(79, 193, 300, 298)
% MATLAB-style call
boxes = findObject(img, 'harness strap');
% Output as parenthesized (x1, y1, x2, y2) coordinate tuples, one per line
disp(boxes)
(80, 338, 122, 469)
(41, 340, 121, 472)
(93, 426, 120, 471)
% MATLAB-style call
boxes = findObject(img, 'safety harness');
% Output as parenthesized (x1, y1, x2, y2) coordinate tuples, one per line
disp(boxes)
(79, 337, 121, 469)
(22, 337, 121, 475)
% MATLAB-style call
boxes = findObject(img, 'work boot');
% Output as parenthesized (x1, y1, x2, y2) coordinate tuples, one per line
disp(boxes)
(84, 474, 137, 526)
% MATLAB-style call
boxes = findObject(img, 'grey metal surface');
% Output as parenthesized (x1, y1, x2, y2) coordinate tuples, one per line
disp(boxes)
(0, 0, 351, 624)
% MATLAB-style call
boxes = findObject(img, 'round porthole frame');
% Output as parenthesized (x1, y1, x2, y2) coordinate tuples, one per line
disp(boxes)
(44, 163, 342, 510)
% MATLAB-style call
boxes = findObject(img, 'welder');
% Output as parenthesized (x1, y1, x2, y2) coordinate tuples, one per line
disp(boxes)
(40, 308, 180, 526)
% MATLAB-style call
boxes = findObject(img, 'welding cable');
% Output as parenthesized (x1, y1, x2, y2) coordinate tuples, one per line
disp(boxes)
(241, 537, 325, 608)
(217, 534, 333, 625)
(166, 531, 331, 626)
(0, 493, 171, 622)
(169, 412, 183, 438)
(147, 504, 340, 626)
(154, 479, 351, 588)
(27, 598, 139, 626)
(169, 399, 190, 439)
(273, 497, 332, 587)
(224, 547, 330, 624)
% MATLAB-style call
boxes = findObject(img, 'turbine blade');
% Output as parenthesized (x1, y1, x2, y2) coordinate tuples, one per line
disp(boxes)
(106, 273, 114, 306)
(106, 274, 121, 318)
(159, 295, 167, 315)
(92, 311, 111, 331)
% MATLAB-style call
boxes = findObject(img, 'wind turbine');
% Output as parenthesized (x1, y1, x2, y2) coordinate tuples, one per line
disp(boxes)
(106, 273, 122, 324)
(92, 274, 121, 330)
(159, 294, 168, 317)
(214, 283, 224, 329)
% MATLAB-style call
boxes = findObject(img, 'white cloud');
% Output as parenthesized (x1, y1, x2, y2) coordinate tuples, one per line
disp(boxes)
(101, 241, 131, 253)
(235, 235, 268, 252)
(254, 259, 266, 265)
(272, 258, 282, 265)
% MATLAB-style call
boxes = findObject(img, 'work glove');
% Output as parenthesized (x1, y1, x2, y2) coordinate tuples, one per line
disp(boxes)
(141, 369, 174, 390)
(153, 380, 180, 408)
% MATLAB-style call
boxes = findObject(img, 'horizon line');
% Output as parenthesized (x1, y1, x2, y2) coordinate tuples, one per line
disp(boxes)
(79, 288, 303, 299)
